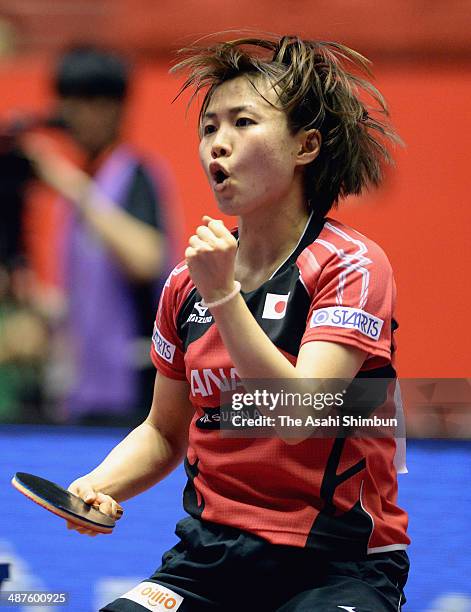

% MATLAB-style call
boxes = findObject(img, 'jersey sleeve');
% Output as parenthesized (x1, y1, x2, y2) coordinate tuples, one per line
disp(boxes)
(300, 240, 396, 364)
(150, 264, 188, 380)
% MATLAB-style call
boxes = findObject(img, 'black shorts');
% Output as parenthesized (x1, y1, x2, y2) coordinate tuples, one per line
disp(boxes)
(100, 516, 409, 612)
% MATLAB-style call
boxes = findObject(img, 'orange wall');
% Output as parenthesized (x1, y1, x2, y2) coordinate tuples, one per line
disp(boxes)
(0, 57, 469, 377)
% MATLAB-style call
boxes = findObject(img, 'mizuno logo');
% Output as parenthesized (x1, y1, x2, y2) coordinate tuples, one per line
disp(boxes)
(187, 300, 213, 324)
(337, 607, 356, 611)
(194, 301, 208, 316)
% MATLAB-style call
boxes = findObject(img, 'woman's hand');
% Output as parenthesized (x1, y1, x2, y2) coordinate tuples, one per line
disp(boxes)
(67, 477, 123, 537)
(185, 216, 238, 303)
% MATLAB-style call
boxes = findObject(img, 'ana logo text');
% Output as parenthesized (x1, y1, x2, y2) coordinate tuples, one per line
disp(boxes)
(191, 368, 242, 398)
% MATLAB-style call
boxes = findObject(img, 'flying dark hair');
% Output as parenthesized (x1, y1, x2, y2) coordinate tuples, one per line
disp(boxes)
(54, 46, 129, 101)
(171, 35, 401, 217)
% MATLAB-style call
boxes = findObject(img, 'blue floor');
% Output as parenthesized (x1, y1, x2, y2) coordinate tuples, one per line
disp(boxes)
(0, 427, 469, 611)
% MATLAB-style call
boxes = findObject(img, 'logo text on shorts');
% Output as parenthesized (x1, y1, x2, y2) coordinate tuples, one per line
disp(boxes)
(121, 581, 183, 610)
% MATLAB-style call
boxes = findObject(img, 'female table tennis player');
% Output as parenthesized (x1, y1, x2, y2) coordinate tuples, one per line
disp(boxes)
(68, 36, 410, 611)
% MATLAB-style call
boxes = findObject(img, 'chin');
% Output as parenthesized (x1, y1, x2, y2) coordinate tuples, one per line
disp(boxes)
(215, 192, 261, 217)
(214, 196, 240, 217)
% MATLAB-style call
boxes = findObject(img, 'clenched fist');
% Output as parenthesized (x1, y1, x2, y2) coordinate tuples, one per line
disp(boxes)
(185, 216, 238, 304)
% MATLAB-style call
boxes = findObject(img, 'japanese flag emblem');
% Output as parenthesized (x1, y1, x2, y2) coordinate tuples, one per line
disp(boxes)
(262, 293, 290, 319)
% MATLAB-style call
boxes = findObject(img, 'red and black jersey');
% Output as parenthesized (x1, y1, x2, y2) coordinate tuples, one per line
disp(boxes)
(151, 214, 409, 558)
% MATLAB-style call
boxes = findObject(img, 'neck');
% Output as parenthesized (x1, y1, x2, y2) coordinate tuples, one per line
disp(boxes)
(235, 193, 310, 290)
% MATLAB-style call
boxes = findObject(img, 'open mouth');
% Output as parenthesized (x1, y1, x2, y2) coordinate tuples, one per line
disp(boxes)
(209, 163, 230, 189)
(214, 169, 228, 184)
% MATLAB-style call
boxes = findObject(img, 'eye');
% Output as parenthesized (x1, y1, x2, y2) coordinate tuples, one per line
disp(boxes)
(202, 124, 216, 136)
(235, 117, 255, 127)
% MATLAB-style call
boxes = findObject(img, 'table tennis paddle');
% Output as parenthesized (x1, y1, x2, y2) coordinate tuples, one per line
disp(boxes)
(11, 472, 123, 534)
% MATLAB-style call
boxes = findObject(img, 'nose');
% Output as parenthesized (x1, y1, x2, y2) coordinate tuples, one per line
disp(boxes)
(211, 129, 232, 159)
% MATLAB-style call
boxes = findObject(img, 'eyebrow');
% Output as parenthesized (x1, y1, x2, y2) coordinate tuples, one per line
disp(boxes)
(202, 105, 258, 120)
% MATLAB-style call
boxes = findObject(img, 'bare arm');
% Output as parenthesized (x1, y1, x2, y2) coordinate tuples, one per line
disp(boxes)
(210, 294, 365, 381)
(79, 200, 166, 282)
(186, 216, 364, 381)
(23, 135, 165, 282)
(212, 296, 365, 441)
(185, 217, 366, 441)
(68, 373, 194, 532)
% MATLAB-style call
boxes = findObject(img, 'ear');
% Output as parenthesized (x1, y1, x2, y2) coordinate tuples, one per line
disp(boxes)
(295, 129, 321, 166)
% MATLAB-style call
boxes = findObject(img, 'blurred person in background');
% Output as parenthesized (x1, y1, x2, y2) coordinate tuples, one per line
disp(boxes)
(0, 122, 49, 423)
(22, 46, 180, 426)
(0, 266, 48, 423)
